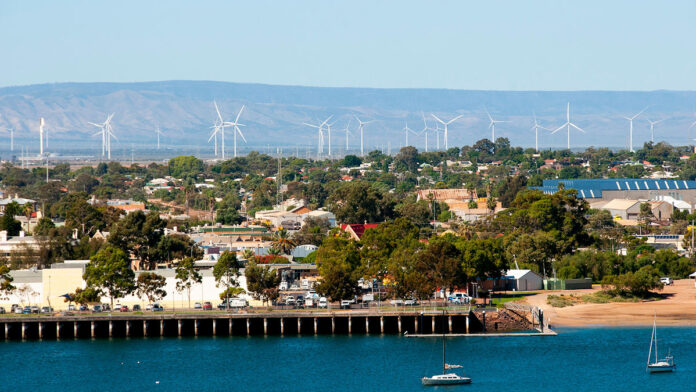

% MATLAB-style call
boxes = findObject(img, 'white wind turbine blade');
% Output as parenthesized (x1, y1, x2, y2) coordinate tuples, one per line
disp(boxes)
(486, 109, 493, 123)
(304, 122, 320, 129)
(447, 115, 463, 124)
(214, 101, 223, 122)
(570, 123, 585, 133)
(431, 114, 445, 125)
(88, 122, 102, 127)
(234, 105, 245, 123)
(551, 123, 568, 134)
(235, 126, 247, 143)
(689, 120, 696, 130)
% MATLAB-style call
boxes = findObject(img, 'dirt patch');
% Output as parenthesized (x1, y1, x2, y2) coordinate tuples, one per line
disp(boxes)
(526, 279, 696, 327)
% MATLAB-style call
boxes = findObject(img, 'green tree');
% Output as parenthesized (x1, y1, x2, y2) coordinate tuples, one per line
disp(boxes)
(168, 155, 204, 178)
(108, 211, 167, 270)
(327, 181, 395, 223)
(292, 217, 331, 246)
(0, 263, 15, 298)
(32, 217, 56, 236)
(84, 246, 136, 308)
(315, 236, 361, 301)
(272, 229, 296, 255)
(416, 236, 463, 292)
(71, 287, 102, 305)
(135, 272, 167, 304)
(175, 257, 201, 309)
(213, 252, 241, 308)
(245, 262, 281, 305)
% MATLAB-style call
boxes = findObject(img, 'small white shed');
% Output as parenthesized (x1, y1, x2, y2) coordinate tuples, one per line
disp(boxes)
(504, 269, 543, 291)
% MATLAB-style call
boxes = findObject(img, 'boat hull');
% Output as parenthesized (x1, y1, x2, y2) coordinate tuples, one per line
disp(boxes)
(422, 376, 472, 386)
(647, 365, 675, 373)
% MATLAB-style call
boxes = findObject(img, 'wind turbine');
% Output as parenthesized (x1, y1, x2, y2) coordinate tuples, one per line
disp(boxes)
(325, 118, 335, 157)
(403, 122, 417, 147)
(551, 103, 584, 150)
(226, 105, 246, 158)
(486, 109, 508, 142)
(420, 112, 431, 152)
(39, 117, 45, 156)
(431, 114, 462, 150)
(355, 116, 374, 156)
(342, 119, 353, 152)
(303, 115, 332, 158)
(531, 113, 550, 152)
(89, 113, 116, 159)
(624, 108, 646, 152)
(155, 126, 164, 150)
(647, 118, 665, 144)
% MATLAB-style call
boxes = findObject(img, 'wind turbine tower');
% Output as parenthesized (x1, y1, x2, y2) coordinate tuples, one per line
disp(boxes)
(403, 122, 416, 147)
(624, 108, 646, 152)
(89, 113, 116, 159)
(39, 117, 45, 156)
(551, 103, 584, 150)
(531, 113, 550, 152)
(431, 114, 462, 150)
(355, 117, 374, 156)
(647, 118, 665, 144)
(486, 110, 508, 142)
(155, 126, 164, 150)
(420, 112, 430, 152)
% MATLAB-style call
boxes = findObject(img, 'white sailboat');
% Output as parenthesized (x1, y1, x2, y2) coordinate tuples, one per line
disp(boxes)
(422, 311, 472, 386)
(646, 313, 675, 373)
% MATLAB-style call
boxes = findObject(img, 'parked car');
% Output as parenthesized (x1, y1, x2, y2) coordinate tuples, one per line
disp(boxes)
(92, 305, 103, 313)
(23, 306, 31, 314)
(67, 304, 76, 311)
(79, 305, 88, 311)
(40, 306, 53, 313)
(202, 302, 213, 310)
(10, 304, 20, 313)
(194, 302, 202, 310)
(448, 292, 471, 304)
(404, 299, 419, 306)
(13, 306, 23, 314)
(0, 307, 5, 314)
(285, 296, 295, 306)
(296, 295, 305, 308)
(30, 306, 39, 314)
(318, 297, 328, 309)
(152, 304, 164, 312)
(145, 303, 153, 311)
(113, 304, 122, 312)
(340, 300, 353, 309)
(120, 305, 129, 312)
(132, 304, 141, 311)
(660, 277, 673, 286)
(389, 299, 404, 306)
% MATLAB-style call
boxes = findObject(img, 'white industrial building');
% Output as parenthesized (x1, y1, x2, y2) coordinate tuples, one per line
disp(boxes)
(503, 269, 543, 291)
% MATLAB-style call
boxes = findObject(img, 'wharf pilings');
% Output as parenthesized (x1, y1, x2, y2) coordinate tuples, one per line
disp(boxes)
(0, 310, 525, 340)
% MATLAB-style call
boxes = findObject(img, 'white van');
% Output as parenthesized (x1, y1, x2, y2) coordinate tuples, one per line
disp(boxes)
(318, 297, 328, 309)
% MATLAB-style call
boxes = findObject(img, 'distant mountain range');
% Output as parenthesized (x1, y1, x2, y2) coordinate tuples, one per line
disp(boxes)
(1, 80, 696, 156)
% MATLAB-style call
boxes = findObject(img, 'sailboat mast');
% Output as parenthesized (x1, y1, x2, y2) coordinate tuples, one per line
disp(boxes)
(654, 317, 658, 363)
(647, 321, 654, 367)
(442, 309, 446, 375)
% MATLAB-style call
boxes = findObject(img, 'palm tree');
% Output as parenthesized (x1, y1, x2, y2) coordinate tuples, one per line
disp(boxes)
(242, 249, 256, 263)
(272, 229, 296, 255)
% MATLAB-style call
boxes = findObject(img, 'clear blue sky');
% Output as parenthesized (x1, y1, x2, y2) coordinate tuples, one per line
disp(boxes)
(2, 0, 695, 90)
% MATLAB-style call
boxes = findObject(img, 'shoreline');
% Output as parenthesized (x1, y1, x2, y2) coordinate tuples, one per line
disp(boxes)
(526, 279, 696, 328)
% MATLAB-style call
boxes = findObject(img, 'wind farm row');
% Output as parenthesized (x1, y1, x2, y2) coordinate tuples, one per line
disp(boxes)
(0, 100, 691, 162)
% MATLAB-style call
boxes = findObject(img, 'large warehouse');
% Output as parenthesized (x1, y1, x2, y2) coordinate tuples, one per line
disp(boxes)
(532, 178, 696, 204)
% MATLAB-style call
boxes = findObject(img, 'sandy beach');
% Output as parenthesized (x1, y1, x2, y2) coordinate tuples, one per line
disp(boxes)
(525, 279, 696, 327)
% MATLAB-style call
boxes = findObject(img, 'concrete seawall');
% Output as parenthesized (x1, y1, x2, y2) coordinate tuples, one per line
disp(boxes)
(0, 309, 534, 340)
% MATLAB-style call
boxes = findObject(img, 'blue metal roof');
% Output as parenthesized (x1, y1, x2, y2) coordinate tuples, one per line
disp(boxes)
(531, 178, 696, 198)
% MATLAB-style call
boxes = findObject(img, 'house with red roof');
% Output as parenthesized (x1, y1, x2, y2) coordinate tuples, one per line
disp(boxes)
(340, 223, 379, 241)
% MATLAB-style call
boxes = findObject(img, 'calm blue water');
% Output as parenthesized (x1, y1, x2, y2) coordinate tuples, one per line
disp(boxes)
(2, 328, 695, 391)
